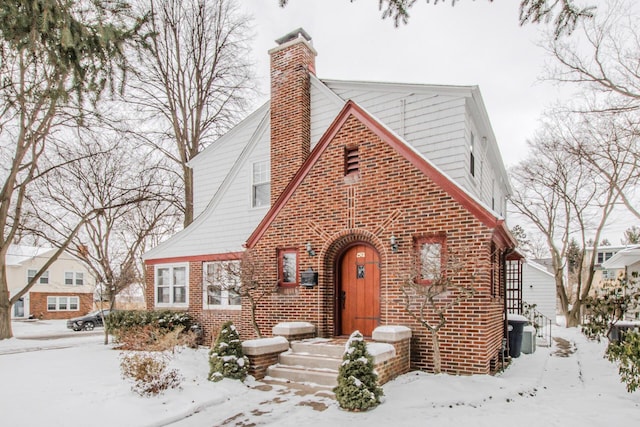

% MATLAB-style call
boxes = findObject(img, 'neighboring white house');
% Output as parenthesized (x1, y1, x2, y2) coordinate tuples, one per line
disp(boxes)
(585, 245, 640, 291)
(521, 259, 556, 321)
(602, 246, 640, 280)
(6, 245, 95, 320)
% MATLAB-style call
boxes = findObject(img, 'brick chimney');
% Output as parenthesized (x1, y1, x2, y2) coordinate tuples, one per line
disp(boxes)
(269, 28, 317, 204)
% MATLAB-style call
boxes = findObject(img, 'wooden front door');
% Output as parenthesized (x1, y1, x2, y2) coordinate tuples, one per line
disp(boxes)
(338, 243, 380, 336)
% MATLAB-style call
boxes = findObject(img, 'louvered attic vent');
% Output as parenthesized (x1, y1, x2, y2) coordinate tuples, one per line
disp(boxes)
(345, 146, 359, 176)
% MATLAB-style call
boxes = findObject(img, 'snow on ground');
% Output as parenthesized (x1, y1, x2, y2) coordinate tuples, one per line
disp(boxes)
(1, 320, 639, 427)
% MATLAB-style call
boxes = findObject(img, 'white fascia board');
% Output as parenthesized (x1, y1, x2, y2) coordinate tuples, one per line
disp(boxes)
(322, 78, 475, 98)
(310, 75, 346, 107)
(469, 87, 512, 195)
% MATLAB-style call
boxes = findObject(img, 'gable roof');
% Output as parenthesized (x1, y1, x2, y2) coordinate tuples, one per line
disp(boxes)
(246, 100, 514, 248)
(6, 245, 56, 266)
(525, 259, 555, 278)
(602, 245, 640, 269)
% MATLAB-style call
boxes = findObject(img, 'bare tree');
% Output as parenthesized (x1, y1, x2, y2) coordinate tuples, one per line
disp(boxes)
(544, 0, 640, 220)
(128, 0, 254, 227)
(510, 117, 623, 327)
(400, 249, 477, 374)
(24, 134, 177, 343)
(0, 2, 141, 340)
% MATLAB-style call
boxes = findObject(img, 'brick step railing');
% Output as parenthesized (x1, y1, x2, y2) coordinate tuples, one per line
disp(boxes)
(242, 323, 412, 387)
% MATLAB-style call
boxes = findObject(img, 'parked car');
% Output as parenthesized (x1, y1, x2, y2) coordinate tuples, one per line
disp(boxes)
(66, 309, 112, 331)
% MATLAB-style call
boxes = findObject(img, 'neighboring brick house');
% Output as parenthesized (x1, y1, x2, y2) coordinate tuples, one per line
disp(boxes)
(7, 245, 95, 320)
(143, 29, 517, 375)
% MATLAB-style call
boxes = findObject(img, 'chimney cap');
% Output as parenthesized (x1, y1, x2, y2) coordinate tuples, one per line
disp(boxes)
(275, 28, 312, 45)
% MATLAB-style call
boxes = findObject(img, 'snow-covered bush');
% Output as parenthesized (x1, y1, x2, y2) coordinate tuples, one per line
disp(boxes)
(120, 351, 182, 396)
(582, 276, 640, 393)
(208, 321, 249, 382)
(333, 331, 383, 411)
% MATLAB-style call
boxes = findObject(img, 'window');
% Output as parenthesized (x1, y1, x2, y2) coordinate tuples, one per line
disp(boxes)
(203, 261, 241, 309)
(252, 161, 270, 208)
(28, 269, 49, 284)
(345, 146, 359, 176)
(155, 264, 188, 306)
(416, 237, 444, 284)
(278, 249, 298, 287)
(66, 272, 85, 286)
(597, 251, 615, 264)
(469, 132, 475, 177)
(47, 296, 80, 311)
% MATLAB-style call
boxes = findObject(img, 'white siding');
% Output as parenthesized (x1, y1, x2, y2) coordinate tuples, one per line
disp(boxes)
(310, 77, 344, 148)
(522, 261, 556, 321)
(326, 82, 481, 202)
(192, 105, 269, 218)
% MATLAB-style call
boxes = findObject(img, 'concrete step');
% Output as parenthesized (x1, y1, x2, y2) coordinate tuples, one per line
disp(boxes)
(290, 339, 345, 358)
(278, 351, 343, 371)
(266, 365, 339, 387)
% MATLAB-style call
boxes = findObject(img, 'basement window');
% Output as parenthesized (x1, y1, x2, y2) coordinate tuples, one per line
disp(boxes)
(344, 146, 360, 176)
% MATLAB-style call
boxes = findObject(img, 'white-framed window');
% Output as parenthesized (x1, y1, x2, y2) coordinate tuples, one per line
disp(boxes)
(597, 251, 615, 264)
(155, 264, 188, 307)
(252, 160, 270, 208)
(28, 269, 49, 284)
(47, 296, 80, 311)
(65, 272, 85, 286)
(203, 261, 241, 309)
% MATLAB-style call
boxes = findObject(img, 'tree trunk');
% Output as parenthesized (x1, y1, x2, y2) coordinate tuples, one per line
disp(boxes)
(183, 166, 193, 227)
(0, 261, 14, 340)
(430, 330, 441, 374)
(566, 304, 582, 327)
(0, 294, 12, 340)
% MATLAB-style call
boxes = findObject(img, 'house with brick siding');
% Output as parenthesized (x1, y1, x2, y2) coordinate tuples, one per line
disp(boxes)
(143, 28, 518, 375)
(7, 245, 95, 320)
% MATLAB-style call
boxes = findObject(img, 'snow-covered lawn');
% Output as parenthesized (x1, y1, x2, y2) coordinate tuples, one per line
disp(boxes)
(2, 320, 639, 427)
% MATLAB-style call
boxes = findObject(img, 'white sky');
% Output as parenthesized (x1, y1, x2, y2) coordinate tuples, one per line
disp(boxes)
(240, 0, 560, 167)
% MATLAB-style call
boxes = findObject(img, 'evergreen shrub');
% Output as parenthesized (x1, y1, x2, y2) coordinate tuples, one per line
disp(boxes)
(333, 331, 384, 411)
(208, 321, 249, 382)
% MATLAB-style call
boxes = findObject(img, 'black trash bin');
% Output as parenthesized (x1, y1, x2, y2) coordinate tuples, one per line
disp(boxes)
(507, 315, 529, 358)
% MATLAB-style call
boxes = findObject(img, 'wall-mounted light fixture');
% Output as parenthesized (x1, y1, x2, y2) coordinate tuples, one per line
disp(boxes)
(390, 235, 398, 253)
(305, 242, 316, 257)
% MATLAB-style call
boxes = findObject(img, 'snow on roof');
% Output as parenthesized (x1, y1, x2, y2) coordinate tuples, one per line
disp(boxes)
(5, 245, 54, 266)
(525, 259, 554, 278)
(602, 245, 640, 269)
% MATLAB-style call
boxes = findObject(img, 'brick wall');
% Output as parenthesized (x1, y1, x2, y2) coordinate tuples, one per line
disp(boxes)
(246, 113, 510, 375)
(29, 292, 93, 320)
(375, 338, 411, 385)
(269, 34, 316, 204)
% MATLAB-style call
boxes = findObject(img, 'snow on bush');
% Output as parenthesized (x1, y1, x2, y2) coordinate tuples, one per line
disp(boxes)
(208, 321, 249, 382)
(334, 330, 384, 411)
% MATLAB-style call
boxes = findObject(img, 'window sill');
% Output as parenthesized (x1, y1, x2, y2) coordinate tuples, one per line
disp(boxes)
(155, 303, 189, 309)
(203, 305, 242, 311)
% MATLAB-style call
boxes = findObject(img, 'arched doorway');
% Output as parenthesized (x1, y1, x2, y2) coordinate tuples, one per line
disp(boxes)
(336, 242, 380, 337)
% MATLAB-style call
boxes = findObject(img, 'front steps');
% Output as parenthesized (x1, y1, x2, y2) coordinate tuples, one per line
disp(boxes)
(266, 338, 345, 388)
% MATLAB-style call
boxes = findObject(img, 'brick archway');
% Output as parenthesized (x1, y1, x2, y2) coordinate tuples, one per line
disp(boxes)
(318, 230, 387, 337)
